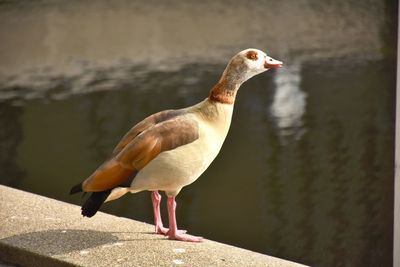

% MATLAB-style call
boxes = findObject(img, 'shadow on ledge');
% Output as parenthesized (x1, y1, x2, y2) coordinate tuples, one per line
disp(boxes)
(1, 229, 121, 256)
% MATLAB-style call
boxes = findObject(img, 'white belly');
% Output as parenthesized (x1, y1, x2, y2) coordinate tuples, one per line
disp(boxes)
(130, 102, 233, 197)
(130, 128, 222, 196)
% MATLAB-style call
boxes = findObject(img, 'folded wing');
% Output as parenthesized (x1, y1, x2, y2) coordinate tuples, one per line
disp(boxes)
(81, 114, 199, 192)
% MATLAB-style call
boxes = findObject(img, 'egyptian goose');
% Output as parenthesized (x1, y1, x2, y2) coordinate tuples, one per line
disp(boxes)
(70, 48, 282, 242)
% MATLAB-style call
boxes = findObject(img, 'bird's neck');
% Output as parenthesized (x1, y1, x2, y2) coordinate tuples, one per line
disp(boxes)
(208, 79, 241, 105)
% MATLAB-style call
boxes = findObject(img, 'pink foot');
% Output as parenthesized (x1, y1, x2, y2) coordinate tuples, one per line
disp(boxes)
(166, 196, 203, 242)
(168, 232, 203, 242)
(155, 225, 169, 235)
(155, 225, 186, 235)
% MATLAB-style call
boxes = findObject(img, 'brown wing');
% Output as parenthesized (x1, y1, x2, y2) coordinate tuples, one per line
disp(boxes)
(82, 115, 199, 192)
(82, 159, 135, 192)
(112, 109, 185, 156)
(116, 116, 199, 170)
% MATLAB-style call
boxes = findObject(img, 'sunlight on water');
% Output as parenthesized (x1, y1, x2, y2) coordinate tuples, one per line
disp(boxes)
(271, 62, 306, 144)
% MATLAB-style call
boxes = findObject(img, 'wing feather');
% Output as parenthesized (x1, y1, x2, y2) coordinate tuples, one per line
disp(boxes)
(81, 113, 199, 192)
(112, 109, 185, 155)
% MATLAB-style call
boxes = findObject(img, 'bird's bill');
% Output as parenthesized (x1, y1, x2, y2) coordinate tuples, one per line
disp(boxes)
(264, 56, 283, 69)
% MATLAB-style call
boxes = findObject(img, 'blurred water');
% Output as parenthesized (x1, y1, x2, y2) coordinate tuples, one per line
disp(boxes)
(0, 1, 396, 266)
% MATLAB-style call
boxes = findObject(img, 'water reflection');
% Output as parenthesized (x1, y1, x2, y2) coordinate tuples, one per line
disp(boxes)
(0, 0, 389, 103)
(270, 62, 307, 144)
(0, 59, 395, 267)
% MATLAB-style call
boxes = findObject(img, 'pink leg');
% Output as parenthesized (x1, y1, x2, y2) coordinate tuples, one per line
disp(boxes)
(151, 191, 169, 235)
(151, 191, 186, 236)
(167, 196, 202, 242)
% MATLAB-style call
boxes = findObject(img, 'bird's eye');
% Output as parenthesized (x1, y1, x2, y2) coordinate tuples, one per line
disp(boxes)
(246, 51, 258, 61)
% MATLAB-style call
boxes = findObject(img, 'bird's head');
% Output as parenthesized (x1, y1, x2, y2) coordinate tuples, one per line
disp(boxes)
(222, 48, 282, 85)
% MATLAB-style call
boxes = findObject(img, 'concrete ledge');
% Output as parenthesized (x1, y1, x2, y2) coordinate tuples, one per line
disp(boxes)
(0, 185, 306, 267)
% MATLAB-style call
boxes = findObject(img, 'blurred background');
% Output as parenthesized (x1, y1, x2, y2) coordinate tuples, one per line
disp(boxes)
(0, 1, 397, 266)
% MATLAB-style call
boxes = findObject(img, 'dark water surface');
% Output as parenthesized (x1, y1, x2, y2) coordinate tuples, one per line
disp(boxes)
(0, 1, 397, 266)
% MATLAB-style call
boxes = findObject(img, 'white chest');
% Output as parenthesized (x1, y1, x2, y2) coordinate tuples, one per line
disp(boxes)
(130, 101, 234, 196)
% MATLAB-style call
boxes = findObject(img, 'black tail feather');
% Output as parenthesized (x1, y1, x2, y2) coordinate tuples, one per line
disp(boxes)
(81, 190, 112, 218)
(70, 183, 83, 195)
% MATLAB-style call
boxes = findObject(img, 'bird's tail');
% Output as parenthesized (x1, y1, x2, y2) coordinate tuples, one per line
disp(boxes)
(69, 182, 83, 195)
(81, 190, 112, 217)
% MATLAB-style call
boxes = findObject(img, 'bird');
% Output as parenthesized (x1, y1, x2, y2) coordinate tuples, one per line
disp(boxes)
(70, 48, 282, 242)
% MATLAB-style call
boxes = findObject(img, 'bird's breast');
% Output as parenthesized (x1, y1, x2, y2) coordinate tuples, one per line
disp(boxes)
(130, 103, 233, 195)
